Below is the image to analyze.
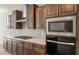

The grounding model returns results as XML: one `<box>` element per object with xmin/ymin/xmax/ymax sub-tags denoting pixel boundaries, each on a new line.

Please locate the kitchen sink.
<box><xmin>14</xmin><ymin>36</ymin><xmax>32</xmax><ymax>39</ymax></box>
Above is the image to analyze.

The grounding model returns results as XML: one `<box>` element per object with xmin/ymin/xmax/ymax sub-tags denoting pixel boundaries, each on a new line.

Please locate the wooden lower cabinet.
<box><xmin>23</xmin><ymin>42</ymin><xmax>33</xmax><ymax>55</ymax></box>
<box><xmin>7</xmin><ymin>40</ymin><xmax>12</xmax><ymax>53</ymax></box>
<box><xmin>3</xmin><ymin>38</ymin><xmax>46</xmax><ymax>55</ymax></box>
<box><xmin>24</xmin><ymin>48</ymin><xmax>33</xmax><ymax>55</ymax></box>
<box><xmin>17</xmin><ymin>41</ymin><xmax>24</xmax><ymax>55</ymax></box>
<box><xmin>12</xmin><ymin>40</ymin><xmax>18</xmax><ymax>55</ymax></box>
<box><xmin>17</xmin><ymin>44</ymin><xmax>23</xmax><ymax>55</ymax></box>
<box><xmin>3</xmin><ymin>38</ymin><xmax>8</xmax><ymax>51</ymax></box>
<box><xmin>32</xmin><ymin>43</ymin><xmax>46</xmax><ymax>55</ymax></box>
<box><xmin>33</xmin><ymin>48</ymin><xmax>45</xmax><ymax>55</ymax></box>
<box><xmin>23</xmin><ymin>42</ymin><xmax>46</xmax><ymax>55</ymax></box>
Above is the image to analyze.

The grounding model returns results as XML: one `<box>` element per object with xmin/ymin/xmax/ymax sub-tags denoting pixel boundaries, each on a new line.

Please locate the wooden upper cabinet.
<box><xmin>59</xmin><ymin>4</ymin><xmax>77</xmax><ymax>15</ymax></box>
<box><xmin>9</xmin><ymin>10</ymin><xmax>23</xmax><ymax>29</ymax></box>
<box><xmin>45</xmin><ymin>4</ymin><xmax>58</xmax><ymax>18</ymax></box>
<box><xmin>13</xmin><ymin>10</ymin><xmax>23</xmax><ymax>20</ymax></box>
<box><xmin>35</xmin><ymin>6</ymin><xmax>46</xmax><ymax>29</ymax></box>
<box><xmin>26</xmin><ymin>4</ymin><xmax>35</xmax><ymax>29</ymax></box>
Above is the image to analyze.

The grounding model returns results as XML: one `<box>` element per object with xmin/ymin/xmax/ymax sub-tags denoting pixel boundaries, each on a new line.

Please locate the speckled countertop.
<box><xmin>4</xmin><ymin>36</ymin><xmax>46</xmax><ymax>45</ymax></box>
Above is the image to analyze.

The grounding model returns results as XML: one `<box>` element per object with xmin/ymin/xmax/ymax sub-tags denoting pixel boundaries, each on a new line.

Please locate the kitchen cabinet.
<box><xmin>23</xmin><ymin>42</ymin><xmax>33</xmax><ymax>55</ymax></box>
<box><xmin>17</xmin><ymin>44</ymin><xmax>23</xmax><ymax>55</ymax></box>
<box><xmin>32</xmin><ymin>43</ymin><xmax>46</xmax><ymax>55</ymax></box>
<box><xmin>12</xmin><ymin>10</ymin><xmax>23</xmax><ymax>20</ymax></box>
<box><xmin>24</xmin><ymin>48</ymin><xmax>33</xmax><ymax>55</ymax></box>
<box><xmin>33</xmin><ymin>48</ymin><xmax>45</xmax><ymax>55</ymax></box>
<box><xmin>3</xmin><ymin>38</ymin><xmax>8</xmax><ymax>51</ymax></box>
<box><xmin>45</xmin><ymin>4</ymin><xmax>58</xmax><ymax>18</ymax></box>
<box><xmin>12</xmin><ymin>40</ymin><xmax>18</xmax><ymax>55</ymax></box>
<box><xmin>7</xmin><ymin>39</ymin><xmax>12</xmax><ymax>53</ymax></box>
<box><xmin>77</xmin><ymin>4</ymin><xmax>79</xmax><ymax>12</ymax></box>
<box><xmin>24</xmin><ymin>42</ymin><xmax>46</xmax><ymax>55</ymax></box>
<box><xmin>9</xmin><ymin>10</ymin><xmax>23</xmax><ymax>29</ymax></box>
<box><xmin>45</xmin><ymin>4</ymin><xmax>77</xmax><ymax>18</ymax></box>
<box><xmin>35</xmin><ymin>6</ymin><xmax>46</xmax><ymax>29</ymax></box>
<box><xmin>76</xmin><ymin>13</ymin><xmax>79</xmax><ymax>54</ymax></box>
<box><xmin>59</xmin><ymin>4</ymin><xmax>77</xmax><ymax>16</ymax></box>
<box><xmin>16</xmin><ymin>22</ymin><xmax>22</xmax><ymax>29</ymax></box>
<box><xmin>17</xmin><ymin>41</ymin><xmax>23</xmax><ymax>55</ymax></box>
<box><xmin>27</xmin><ymin>4</ymin><xmax>36</xmax><ymax>29</ymax></box>
<box><xmin>3</xmin><ymin>38</ymin><xmax>46</xmax><ymax>55</ymax></box>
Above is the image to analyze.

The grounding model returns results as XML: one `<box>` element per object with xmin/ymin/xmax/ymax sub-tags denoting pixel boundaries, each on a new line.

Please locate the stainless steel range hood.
<box><xmin>16</xmin><ymin>17</ymin><xmax>28</xmax><ymax>23</ymax></box>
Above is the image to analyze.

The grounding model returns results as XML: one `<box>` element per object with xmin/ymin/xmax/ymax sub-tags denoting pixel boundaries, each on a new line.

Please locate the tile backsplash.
<box><xmin>6</xmin><ymin>29</ymin><xmax>46</xmax><ymax>39</ymax></box>
<box><xmin>23</xmin><ymin>29</ymin><xmax>46</xmax><ymax>39</ymax></box>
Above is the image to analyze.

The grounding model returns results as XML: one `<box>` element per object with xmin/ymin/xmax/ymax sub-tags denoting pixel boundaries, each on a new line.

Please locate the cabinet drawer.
<box><xmin>24</xmin><ymin>42</ymin><xmax>32</xmax><ymax>49</ymax></box>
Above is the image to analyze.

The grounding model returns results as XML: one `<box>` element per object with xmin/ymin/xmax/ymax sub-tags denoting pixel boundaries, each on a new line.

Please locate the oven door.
<box><xmin>47</xmin><ymin>40</ymin><xmax>75</xmax><ymax>55</ymax></box>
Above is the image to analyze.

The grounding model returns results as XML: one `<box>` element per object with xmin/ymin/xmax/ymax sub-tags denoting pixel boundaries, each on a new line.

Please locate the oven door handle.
<box><xmin>47</xmin><ymin>40</ymin><xmax>75</xmax><ymax>45</ymax></box>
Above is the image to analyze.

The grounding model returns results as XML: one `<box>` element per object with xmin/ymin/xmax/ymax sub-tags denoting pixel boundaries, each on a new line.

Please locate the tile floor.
<box><xmin>0</xmin><ymin>43</ymin><xmax>11</xmax><ymax>55</ymax></box>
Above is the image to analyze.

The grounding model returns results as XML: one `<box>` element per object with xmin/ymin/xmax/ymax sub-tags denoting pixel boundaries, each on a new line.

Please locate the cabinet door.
<box><xmin>24</xmin><ymin>48</ymin><xmax>33</xmax><ymax>55</ymax></box>
<box><xmin>76</xmin><ymin>14</ymin><xmax>79</xmax><ymax>54</ymax></box>
<box><xmin>8</xmin><ymin>40</ymin><xmax>12</xmax><ymax>53</ymax></box>
<box><xmin>59</xmin><ymin>4</ymin><xmax>77</xmax><ymax>15</ymax></box>
<box><xmin>77</xmin><ymin>4</ymin><xmax>79</xmax><ymax>12</ymax></box>
<box><xmin>17</xmin><ymin>44</ymin><xmax>23</xmax><ymax>55</ymax></box>
<box><xmin>33</xmin><ymin>48</ymin><xmax>45</xmax><ymax>55</ymax></box>
<box><xmin>27</xmin><ymin>4</ymin><xmax>35</xmax><ymax>29</ymax></box>
<box><xmin>16</xmin><ymin>22</ymin><xmax>22</xmax><ymax>29</ymax></box>
<box><xmin>12</xmin><ymin>41</ymin><xmax>18</xmax><ymax>55</ymax></box>
<box><xmin>23</xmin><ymin>42</ymin><xmax>32</xmax><ymax>55</ymax></box>
<box><xmin>12</xmin><ymin>10</ymin><xmax>22</xmax><ymax>20</ymax></box>
<box><xmin>35</xmin><ymin>6</ymin><xmax>46</xmax><ymax>29</ymax></box>
<box><xmin>17</xmin><ymin>41</ymin><xmax>23</xmax><ymax>55</ymax></box>
<box><xmin>3</xmin><ymin>38</ymin><xmax>8</xmax><ymax>51</ymax></box>
<box><xmin>10</xmin><ymin>10</ymin><xmax>22</xmax><ymax>29</ymax></box>
<box><xmin>32</xmin><ymin>43</ymin><xmax>46</xmax><ymax>55</ymax></box>
<box><xmin>46</xmin><ymin>4</ymin><xmax>58</xmax><ymax>18</ymax></box>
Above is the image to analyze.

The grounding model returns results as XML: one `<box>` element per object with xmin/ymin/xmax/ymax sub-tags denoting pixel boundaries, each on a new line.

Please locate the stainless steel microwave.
<box><xmin>46</xmin><ymin>16</ymin><xmax>76</xmax><ymax>37</ymax></box>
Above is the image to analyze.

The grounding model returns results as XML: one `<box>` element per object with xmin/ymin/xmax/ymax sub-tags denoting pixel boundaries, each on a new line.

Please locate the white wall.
<box><xmin>0</xmin><ymin>13</ymin><xmax>7</xmax><ymax>43</ymax></box>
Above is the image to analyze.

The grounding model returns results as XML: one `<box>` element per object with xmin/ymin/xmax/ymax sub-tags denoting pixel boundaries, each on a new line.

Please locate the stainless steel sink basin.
<box><xmin>14</xmin><ymin>36</ymin><xmax>32</xmax><ymax>39</ymax></box>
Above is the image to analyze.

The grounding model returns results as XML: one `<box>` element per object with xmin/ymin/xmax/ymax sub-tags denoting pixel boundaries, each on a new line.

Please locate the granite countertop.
<box><xmin>4</xmin><ymin>36</ymin><xmax>46</xmax><ymax>45</ymax></box>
